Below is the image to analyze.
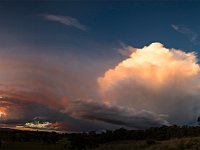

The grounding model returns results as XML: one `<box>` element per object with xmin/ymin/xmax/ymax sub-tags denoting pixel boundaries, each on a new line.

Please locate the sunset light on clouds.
<box><xmin>1</xmin><ymin>42</ymin><xmax>200</xmax><ymax>131</ymax></box>
<box><xmin>98</xmin><ymin>43</ymin><xmax>200</xmax><ymax>124</ymax></box>
<box><xmin>1</xmin><ymin>1</ymin><xmax>200</xmax><ymax>132</ymax></box>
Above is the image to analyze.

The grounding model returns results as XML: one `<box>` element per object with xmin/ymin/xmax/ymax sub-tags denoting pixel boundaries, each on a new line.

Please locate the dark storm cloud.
<box><xmin>66</xmin><ymin>100</ymin><xmax>169</xmax><ymax>129</ymax></box>
<box><xmin>0</xmin><ymin>97</ymin><xmax>77</xmax><ymax>131</ymax></box>
<box><xmin>0</xmin><ymin>97</ymin><xmax>118</xmax><ymax>132</ymax></box>
<box><xmin>1</xmin><ymin>42</ymin><xmax>200</xmax><ymax>131</ymax></box>
<box><xmin>0</xmin><ymin>97</ymin><xmax>67</xmax><ymax>122</ymax></box>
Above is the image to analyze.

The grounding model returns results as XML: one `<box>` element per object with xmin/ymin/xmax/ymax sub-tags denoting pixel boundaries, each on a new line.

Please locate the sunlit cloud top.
<box><xmin>98</xmin><ymin>42</ymin><xmax>200</xmax><ymax>124</ymax></box>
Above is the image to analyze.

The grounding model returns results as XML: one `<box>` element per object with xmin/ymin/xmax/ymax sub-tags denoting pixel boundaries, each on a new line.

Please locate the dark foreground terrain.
<box><xmin>1</xmin><ymin>125</ymin><xmax>200</xmax><ymax>150</ymax></box>
<box><xmin>1</xmin><ymin>137</ymin><xmax>200</xmax><ymax>150</ymax></box>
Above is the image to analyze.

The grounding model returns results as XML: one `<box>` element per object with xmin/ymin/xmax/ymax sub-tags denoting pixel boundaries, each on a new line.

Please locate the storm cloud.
<box><xmin>1</xmin><ymin>42</ymin><xmax>200</xmax><ymax>131</ymax></box>
<box><xmin>66</xmin><ymin>100</ymin><xmax>169</xmax><ymax>129</ymax></box>
<box><xmin>98</xmin><ymin>42</ymin><xmax>200</xmax><ymax>124</ymax></box>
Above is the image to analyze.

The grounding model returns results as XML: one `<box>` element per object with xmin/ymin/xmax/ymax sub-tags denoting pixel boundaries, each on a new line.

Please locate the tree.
<box><xmin>197</xmin><ymin>116</ymin><xmax>200</xmax><ymax>125</ymax></box>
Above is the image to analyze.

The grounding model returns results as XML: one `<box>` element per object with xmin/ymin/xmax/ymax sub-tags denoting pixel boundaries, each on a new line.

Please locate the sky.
<box><xmin>1</xmin><ymin>1</ymin><xmax>200</xmax><ymax>132</ymax></box>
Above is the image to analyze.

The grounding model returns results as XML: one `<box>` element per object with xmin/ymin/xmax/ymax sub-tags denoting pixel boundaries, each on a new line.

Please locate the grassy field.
<box><xmin>95</xmin><ymin>137</ymin><xmax>200</xmax><ymax>150</ymax></box>
<box><xmin>0</xmin><ymin>142</ymin><xmax>65</xmax><ymax>150</ymax></box>
<box><xmin>1</xmin><ymin>137</ymin><xmax>200</xmax><ymax>150</ymax></box>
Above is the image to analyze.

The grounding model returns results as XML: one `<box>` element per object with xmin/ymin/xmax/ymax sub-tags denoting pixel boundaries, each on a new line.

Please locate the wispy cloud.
<box><xmin>43</xmin><ymin>14</ymin><xmax>86</xmax><ymax>31</ymax></box>
<box><xmin>171</xmin><ymin>24</ymin><xmax>199</xmax><ymax>44</ymax></box>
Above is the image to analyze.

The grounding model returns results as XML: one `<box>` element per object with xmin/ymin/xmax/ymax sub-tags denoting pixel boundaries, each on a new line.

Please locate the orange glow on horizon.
<box><xmin>0</xmin><ymin>108</ymin><xmax>7</xmax><ymax>118</ymax></box>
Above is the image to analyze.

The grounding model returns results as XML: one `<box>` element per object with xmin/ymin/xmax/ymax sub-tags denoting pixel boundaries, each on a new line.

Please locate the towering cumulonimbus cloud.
<box><xmin>1</xmin><ymin>42</ymin><xmax>200</xmax><ymax>131</ymax></box>
<box><xmin>98</xmin><ymin>42</ymin><xmax>200</xmax><ymax>124</ymax></box>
